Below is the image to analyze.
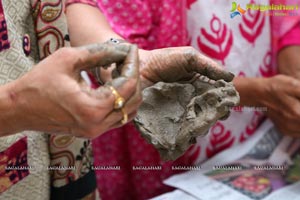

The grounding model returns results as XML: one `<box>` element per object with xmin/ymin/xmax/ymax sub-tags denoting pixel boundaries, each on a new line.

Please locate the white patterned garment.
<box><xmin>187</xmin><ymin>0</ymin><xmax>275</xmax><ymax>164</ymax></box>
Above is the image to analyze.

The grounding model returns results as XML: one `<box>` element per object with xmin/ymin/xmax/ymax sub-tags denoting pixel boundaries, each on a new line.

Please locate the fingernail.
<box><xmin>226</xmin><ymin>72</ymin><xmax>235</xmax><ymax>82</ymax></box>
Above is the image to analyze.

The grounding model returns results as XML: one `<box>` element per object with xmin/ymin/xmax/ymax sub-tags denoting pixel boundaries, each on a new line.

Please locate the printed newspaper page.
<box><xmin>153</xmin><ymin>120</ymin><xmax>300</xmax><ymax>200</ymax></box>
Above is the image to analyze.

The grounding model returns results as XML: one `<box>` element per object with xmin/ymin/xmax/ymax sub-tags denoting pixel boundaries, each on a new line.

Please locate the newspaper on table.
<box><xmin>152</xmin><ymin>119</ymin><xmax>300</xmax><ymax>200</ymax></box>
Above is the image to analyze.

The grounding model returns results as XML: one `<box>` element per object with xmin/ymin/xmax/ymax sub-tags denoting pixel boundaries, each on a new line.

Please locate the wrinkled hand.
<box><xmin>138</xmin><ymin>47</ymin><xmax>234</xmax><ymax>88</ymax></box>
<box><xmin>260</xmin><ymin>75</ymin><xmax>300</xmax><ymax>137</ymax></box>
<box><xmin>8</xmin><ymin>43</ymin><xmax>141</xmax><ymax>138</ymax></box>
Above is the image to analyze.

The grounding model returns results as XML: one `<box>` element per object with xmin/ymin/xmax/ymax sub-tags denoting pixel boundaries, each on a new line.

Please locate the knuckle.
<box><xmin>55</xmin><ymin>47</ymin><xmax>78</xmax><ymax>64</ymax></box>
<box><xmin>291</xmin><ymin>106</ymin><xmax>300</xmax><ymax>118</ymax></box>
<box><xmin>55</xmin><ymin>47</ymin><xmax>75</xmax><ymax>58</ymax></box>
<box><xmin>184</xmin><ymin>46</ymin><xmax>196</xmax><ymax>55</ymax></box>
<box><xmin>275</xmin><ymin>74</ymin><xmax>292</xmax><ymax>84</ymax></box>
<box><xmin>76</xmin><ymin>106</ymin><xmax>98</xmax><ymax>122</ymax></box>
<box><xmin>184</xmin><ymin>47</ymin><xmax>197</xmax><ymax>61</ymax></box>
<box><xmin>275</xmin><ymin>74</ymin><xmax>285</xmax><ymax>79</ymax></box>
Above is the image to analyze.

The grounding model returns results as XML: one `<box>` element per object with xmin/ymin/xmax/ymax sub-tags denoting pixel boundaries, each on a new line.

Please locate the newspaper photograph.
<box><xmin>153</xmin><ymin>120</ymin><xmax>300</xmax><ymax>200</ymax></box>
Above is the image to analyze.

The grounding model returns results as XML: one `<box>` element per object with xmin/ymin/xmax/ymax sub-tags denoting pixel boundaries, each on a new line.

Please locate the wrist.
<box><xmin>233</xmin><ymin>77</ymin><xmax>266</xmax><ymax>107</ymax></box>
<box><xmin>0</xmin><ymin>80</ymin><xmax>24</xmax><ymax>136</ymax></box>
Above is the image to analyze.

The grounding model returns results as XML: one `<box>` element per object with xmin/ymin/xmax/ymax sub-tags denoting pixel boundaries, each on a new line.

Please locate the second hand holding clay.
<box><xmin>1</xmin><ymin>43</ymin><xmax>141</xmax><ymax>138</ymax></box>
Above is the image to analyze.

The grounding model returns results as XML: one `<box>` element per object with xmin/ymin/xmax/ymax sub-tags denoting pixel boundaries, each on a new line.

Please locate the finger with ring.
<box><xmin>108</xmin><ymin>85</ymin><xmax>125</xmax><ymax>109</ymax></box>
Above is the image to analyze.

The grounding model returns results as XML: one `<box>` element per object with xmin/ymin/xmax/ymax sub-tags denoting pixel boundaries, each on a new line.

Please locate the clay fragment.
<box><xmin>134</xmin><ymin>75</ymin><xmax>240</xmax><ymax>161</ymax></box>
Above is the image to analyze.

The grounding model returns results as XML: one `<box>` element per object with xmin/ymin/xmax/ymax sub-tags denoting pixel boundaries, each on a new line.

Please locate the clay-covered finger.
<box><xmin>189</xmin><ymin>52</ymin><xmax>234</xmax><ymax>82</ymax></box>
<box><xmin>121</xmin><ymin>45</ymin><xmax>142</xmax><ymax>107</ymax></box>
<box><xmin>107</xmin><ymin>75</ymin><xmax>141</xmax><ymax>113</ymax></box>
<box><xmin>90</xmin><ymin>76</ymin><xmax>137</xmax><ymax>111</ymax></box>
<box><xmin>112</xmin><ymin>45</ymin><xmax>141</xmax><ymax>110</ymax></box>
<box><xmin>74</xmin><ymin>43</ymin><xmax>130</xmax><ymax>71</ymax></box>
<box><xmin>120</xmin><ymin>45</ymin><xmax>139</xmax><ymax>79</ymax></box>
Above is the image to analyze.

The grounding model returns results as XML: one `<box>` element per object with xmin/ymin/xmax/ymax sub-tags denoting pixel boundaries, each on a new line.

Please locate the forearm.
<box><xmin>66</xmin><ymin>4</ymin><xmax>123</xmax><ymax>47</ymax></box>
<box><xmin>277</xmin><ymin>46</ymin><xmax>300</xmax><ymax>79</ymax></box>
<box><xmin>0</xmin><ymin>81</ymin><xmax>23</xmax><ymax>136</ymax></box>
<box><xmin>233</xmin><ymin>77</ymin><xmax>265</xmax><ymax>107</ymax></box>
<box><xmin>66</xmin><ymin>4</ymin><xmax>130</xmax><ymax>83</ymax></box>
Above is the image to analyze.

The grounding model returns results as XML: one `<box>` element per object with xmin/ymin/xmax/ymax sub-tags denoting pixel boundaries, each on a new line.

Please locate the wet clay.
<box><xmin>134</xmin><ymin>75</ymin><xmax>240</xmax><ymax>161</ymax></box>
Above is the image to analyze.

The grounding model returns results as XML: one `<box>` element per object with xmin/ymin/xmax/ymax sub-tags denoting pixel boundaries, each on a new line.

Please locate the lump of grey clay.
<box><xmin>134</xmin><ymin>75</ymin><xmax>240</xmax><ymax>161</ymax></box>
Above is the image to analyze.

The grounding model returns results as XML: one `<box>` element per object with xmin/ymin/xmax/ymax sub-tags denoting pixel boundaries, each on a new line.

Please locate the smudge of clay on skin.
<box><xmin>87</xmin><ymin>43</ymin><xmax>129</xmax><ymax>54</ymax></box>
<box><xmin>80</xmin><ymin>43</ymin><xmax>130</xmax><ymax>68</ymax></box>
<box><xmin>134</xmin><ymin>75</ymin><xmax>240</xmax><ymax>161</ymax></box>
<box><xmin>205</xmin><ymin>66</ymin><xmax>235</xmax><ymax>82</ymax></box>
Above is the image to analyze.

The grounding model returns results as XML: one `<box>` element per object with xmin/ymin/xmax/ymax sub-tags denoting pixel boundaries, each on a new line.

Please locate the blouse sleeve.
<box><xmin>278</xmin><ymin>22</ymin><xmax>300</xmax><ymax>51</ymax></box>
<box><xmin>65</xmin><ymin>0</ymin><xmax>98</xmax><ymax>8</ymax></box>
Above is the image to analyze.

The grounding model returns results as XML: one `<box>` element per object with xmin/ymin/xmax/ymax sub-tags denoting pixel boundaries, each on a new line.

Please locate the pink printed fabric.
<box><xmin>271</xmin><ymin>0</ymin><xmax>300</xmax><ymax>53</ymax></box>
<box><xmin>97</xmin><ymin>0</ymin><xmax>188</xmax><ymax>49</ymax></box>
<box><xmin>92</xmin><ymin>1</ymin><xmax>192</xmax><ymax>200</ymax></box>
<box><xmin>92</xmin><ymin>0</ymin><xmax>294</xmax><ymax>200</ymax></box>
<box><xmin>277</xmin><ymin>23</ymin><xmax>300</xmax><ymax>51</ymax></box>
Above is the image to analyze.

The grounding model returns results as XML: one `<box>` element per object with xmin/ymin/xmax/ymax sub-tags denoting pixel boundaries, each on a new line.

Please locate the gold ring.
<box><xmin>121</xmin><ymin>108</ymin><xmax>128</xmax><ymax>125</ymax></box>
<box><xmin>108</xmin><ymin>86</ymin><xmax>125</xmax><ymax>109</ymax></box>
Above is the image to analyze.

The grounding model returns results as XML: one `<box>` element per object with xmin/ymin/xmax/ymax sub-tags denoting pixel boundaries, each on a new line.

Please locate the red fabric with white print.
<box><xmin>92</xmin><ymin>0</ymin><xmax>273</xmax><ymax>199</ymax></box>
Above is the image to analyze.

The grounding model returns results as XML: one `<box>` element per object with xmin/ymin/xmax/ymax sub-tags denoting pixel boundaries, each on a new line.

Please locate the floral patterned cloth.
<box><xmin>93</xmin><ymin>1</ymin><xmax>194</xmax><ymax>199</ymax></box>
<box><xmin>92</xmin><ymin>0</ymin><xmax>287</xmax><ymax>200</ymax></box>
<box><xmin>0</xmin><ymin>0</ymin><xmax>98</xmax><ymax>199</ymax></box>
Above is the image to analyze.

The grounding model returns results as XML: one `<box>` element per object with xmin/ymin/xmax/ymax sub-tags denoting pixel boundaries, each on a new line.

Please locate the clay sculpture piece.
<box><xmin>134</xmin><ymin>75</ymin><xmax>240</xmax><ymax>161</ymax></box>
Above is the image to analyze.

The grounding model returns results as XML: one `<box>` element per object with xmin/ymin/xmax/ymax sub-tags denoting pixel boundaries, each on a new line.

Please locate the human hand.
<box><xmin>138</xmin><ymin>47</ymin><xmax>234</xmax><ymax>89</ymax></box>
<box><xmin>259</xmin><ymin>75</ymin><xmax>300</xmax><ymax>137</ymax></box>
<box><xmin>2</xmin><ymin>43</ymin><xmax>141</xmax><ymax>138</ymax></box>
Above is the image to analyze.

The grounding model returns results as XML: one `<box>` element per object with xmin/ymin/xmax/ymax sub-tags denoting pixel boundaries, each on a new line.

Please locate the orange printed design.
<box><xmin>0</xmin><ymin>137</ymin><xmax>29</xmax><ymax>194</ymax></box>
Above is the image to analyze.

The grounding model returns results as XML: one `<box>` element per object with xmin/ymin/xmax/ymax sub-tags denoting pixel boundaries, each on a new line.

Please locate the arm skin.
<box><xmin>0</xmin><ymin>3</ymin><xmax>116</xmax><ymax>137</ymax></box>
<box><xmin>0</xmin><ymin>44</ymin><xmax>142</xmax><ymax>138</ymax></box>
<box><xmin>277</xmin><ymin>46</ymin><xmax>300</xmax><ymax>79</ymax></box>
<box><xmin>233</xmin><ymin>77</ymin><xmax>265</xmax><ymax>107</ymax></box>
<box><xmin>0</xmin><ymin>82</ymin><xmax>21</xmax><ymax>136</ymax></box>
<box><xmin>66</xmin><ymin>4</ymin><xmax>123</xmax><ymax>45</ymax></box>
<box><xmin>233</xmin><ymin>45</ymin><xmax>300</xmax><ymax>137</ymax></box>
